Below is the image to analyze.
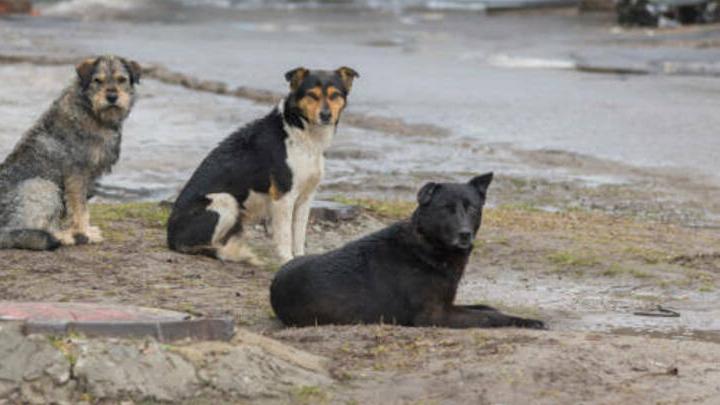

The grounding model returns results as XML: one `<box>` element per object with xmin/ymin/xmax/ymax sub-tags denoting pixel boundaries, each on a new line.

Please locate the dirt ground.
<box><xmin>1</xmin><ymin>184</ymin><xmax>719</xmax><ymax>404</ymax></box>
<box><xmin>2</xmin><ymin>9</ymin><xmax>720</xmax><ymax>403</ymax></box>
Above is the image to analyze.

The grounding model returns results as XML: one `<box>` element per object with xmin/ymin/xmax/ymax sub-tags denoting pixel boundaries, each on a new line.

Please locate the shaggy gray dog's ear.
<box><xmin>76</xmin><ymin>57</ymin><xmax>98</xmax><ymax>89</ymax></box>
<box><xmin>121</xmin><ymin>58</ymin><xmax>142</xmax><ymax>85</ymax></box>
<box><xmin>469</xmin><ymin>172</ymin><xmax>494</xmax><ymax>196</ymax></box>
<box><xmin>417</xmin><ymin>182</ymin><xmax>439</xmax><ymax>206</ymax></box>
<box><xmin>285</xmin><ymin>67</ymin><xmax>309</xmax><ymax>91</ymax></box>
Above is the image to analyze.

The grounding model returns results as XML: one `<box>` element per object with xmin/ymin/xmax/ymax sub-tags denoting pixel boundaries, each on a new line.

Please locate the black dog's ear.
<box><xmin>75</xmin><ymin>57</ymin><xmax>98</xmax><ymax>89</ymax></box>
<box><xmin>469</xmin><ymin>172</ymin><xmax>494</xmax><ymax>196</ymax></box>
<box><xmin>285</xmin><ymin>67</ymin><xmax>309</xmax><ymax>91</ymax></box>
<box><xmin>335</xmin><ymin>66</ymin><xmax>359</xmax><ymax>93</ymax></box>
<box><xmin>121</xmin><ymin>58</ymin><xmax>142</xmax><ymax>85</ymax></box>
<box><xmin>417</xmin><ymin>182</ymin><xmax>439</xmax><ymax>206</ymax></box>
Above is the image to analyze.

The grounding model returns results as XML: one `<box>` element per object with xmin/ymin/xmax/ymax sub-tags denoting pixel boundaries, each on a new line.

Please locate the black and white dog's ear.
<box><xmin>469</xmin><ymin>172</ymin><xmax>494</xmax><ymax>196</ymax></box>
<box><xmin>76</xmin><ymin>57</ymin><xmax>98</xmax><ymax>89</ymax></box>
<box><xmin>121</xmin><ymin>58</ymin><xmax>142</xmax><ymax>85</ymax></box>
<box><xmin>335</xmin><ymin>66</ymin><xmax>359</xmax><ymax>93</ymax></box>
<box><xmin>417</xmin><ymin>182</ymin><xmax>439</xmax><ymax>206</ymax></box>
<box><xmin>285</xmin><ymin>67</ymin><xmax>309</xmax><ymax>91</ymax></box>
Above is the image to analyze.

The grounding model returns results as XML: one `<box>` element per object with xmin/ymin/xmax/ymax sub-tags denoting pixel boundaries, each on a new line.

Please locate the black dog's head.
<box><xmin>75</xmin><ymin>55</ymin><xmax>141</xmax><ymax>126</ymax></box>
<box><xmin>283</xmin><ymin>66</ymin><xmax>359</xmax><ymax>128</ymax></box>
<box><xmin>412</xmin><ymin>173</ymin><xmax>493</xmax><ymax>252</ymax></box>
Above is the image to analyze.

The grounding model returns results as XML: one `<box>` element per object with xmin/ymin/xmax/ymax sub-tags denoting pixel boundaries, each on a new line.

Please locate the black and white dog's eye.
<box><xmin>93</xmin><ymin>77</ymin><xmax>104</xmax><ymax>84</ymax></box>
<box><xmin>117</xmin><ymin>77</ymin><xmax>128</xmax><ymax>84</ymax></box>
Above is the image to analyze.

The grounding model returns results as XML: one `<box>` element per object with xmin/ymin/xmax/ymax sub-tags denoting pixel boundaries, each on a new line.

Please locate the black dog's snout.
<box><xmin>458</xmin><ymin>231</ymin><xmax>472</xmax><ymax>244</ymax></box>
<box><xmin>106</xmin><ymin>91</ymin><xmax>118</xmax><ymax>104</ymax></box>
<box><xmin>319</xmin><ymin>110</ymin><xmax>332</xmax><ymax>123</ymax></box>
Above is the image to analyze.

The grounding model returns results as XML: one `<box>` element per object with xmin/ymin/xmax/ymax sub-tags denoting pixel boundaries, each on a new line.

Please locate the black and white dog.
<box><xmin>271</xmin><ymin>174</ymin><xmax>546</xmax><ymax>329</ymax></box>
<box><xmin>167</xmin><ymin>67</ymin><xmax>359</xmax><ymax>263</ymax></box>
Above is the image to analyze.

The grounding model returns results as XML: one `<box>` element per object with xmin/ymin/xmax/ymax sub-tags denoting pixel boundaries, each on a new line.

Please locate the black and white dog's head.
<box><xmin>413</xmin><ymin>173</ymin><xmax>494</xmax><ymax>252</ymax></box>
<box><xmin>282</xmin><ymin>66</ymin><xmax>359</xmax><ymax>128</ymax></box>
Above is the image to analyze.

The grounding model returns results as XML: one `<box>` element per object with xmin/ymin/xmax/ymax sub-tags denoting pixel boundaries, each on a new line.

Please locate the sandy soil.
<box><xmin>1</xmin><ymin>198</ymin><xmax>718</xmax><ymax>404</ymax></box>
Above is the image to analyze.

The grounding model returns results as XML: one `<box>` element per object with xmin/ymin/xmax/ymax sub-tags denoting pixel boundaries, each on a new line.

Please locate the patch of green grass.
<box><xmin>508</xmin><ymin>177</ymin><xmax>529</xmax><ymax>189</ymax></box>
<box><xmin>699</xmin><ymin>281</ymin><xmax>715</xmax><ymax>292</ymax></box>
<box><xmin>631</xmin><ymin>293</ymin><xmax>662</xmax><ymax>302</ymax></box>
<box><xmin>293</xmin><ymin>385</ymin><xmax>330</xmax><ymax>405</ymax></box>
<box><xmin>331</xmin><ymin>196</ymin><xmax>415</xmax><ymax>219</ymax></box>
<box><xmin>547</xmin><ymin>250</ymin><xmax>600</xmax><ymax>268</ymax></box>
<box><xmin>622</xmin><ymin>246</ymin><xmax>667</xmax><ymax>264</ymax></box>
<box><xmin>628</xmin><ymin>268</ymin><xmax>653</xmax><ymax>279</ymax></box>
<box><xmin>601</xmin><ymin>263</ymin><xmax>653</xmax><ymax>279</ymax></box>
<box><xmin>48</xmin><ymin>335</ymin><xmax>77</xmax><ymax>366</ymax></box>
<box><xmin>683</xmin><ymin>269</ymin><xmax>716</xmax><ymax>291</ymax></box>
<box><xmin>472</xmin><ymin>331</ymin><xmax>490</xmax><ymax>345</ymax></box>
<box><xmin>601</xmin><ymin>264</ymin><xmax>624</xmax><ymax>277</ymax></box>
<box><xmin>495</xmin><ymin>202</ymin><xmax>542</xmax><ymax>213</ymax></box>
<box><xmin>177</xmin><ymin>302</ymin><xmax>204</xmax><ymax>317</ymax></box>
<box><xmin>90</xmin><ymin>202</ymin><xmax>170</xmax><ymax>229</ymax></box>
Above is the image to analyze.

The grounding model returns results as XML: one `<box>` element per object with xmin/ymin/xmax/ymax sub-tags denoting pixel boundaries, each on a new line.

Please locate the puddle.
<box><xmin>460</xmin><ymin>269</ymin><xmax>720</xmax><ymax>343</ymax></box>
<box><xmin>611</xmin><ymin>327</ymin><xmax>720</xmax><ymax>344</ymax></box>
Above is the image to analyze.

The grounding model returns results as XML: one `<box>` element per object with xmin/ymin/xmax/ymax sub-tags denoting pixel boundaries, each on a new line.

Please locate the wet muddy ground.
<box><xmin>2</xmin><ymin>6</ymin><xmax>720</xmax><ymax>403</ymax></box>
<box><xmin>1</xmin><ymin>63</ymin><xmax>719</xmax><ymax>403</ymax></box>
<box><xmin>0</xmin><ymin>199</ymin><xmax>718</xmax><ymax>403</ymax></box>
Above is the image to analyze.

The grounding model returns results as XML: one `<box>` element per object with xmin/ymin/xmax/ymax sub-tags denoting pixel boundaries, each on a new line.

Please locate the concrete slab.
<box><xmin>0</xmin><ymin>302</ymin><xmax>234</xmax><ymax>342</ymax></box>
<box><xmin>0</xmin><ymin>302</ymin><xmax>189</xmax><ymax>322</ymax></box>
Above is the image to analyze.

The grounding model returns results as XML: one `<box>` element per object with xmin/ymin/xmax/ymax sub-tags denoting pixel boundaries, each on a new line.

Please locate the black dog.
<box><xmin>270</xmin><ymin>173</ymin><xmax>545</xmax><ymax>329</ymax></box>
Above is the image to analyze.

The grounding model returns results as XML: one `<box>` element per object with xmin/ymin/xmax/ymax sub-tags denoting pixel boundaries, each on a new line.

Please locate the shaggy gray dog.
<box><xmin>0</xmin><ymin>55</ymin><xmax>141</xmax><ymax>250</ymax></box>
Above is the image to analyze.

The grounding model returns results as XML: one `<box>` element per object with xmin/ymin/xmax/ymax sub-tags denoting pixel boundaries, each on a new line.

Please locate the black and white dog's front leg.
<box><xmin>291</xmin><ymin>191</ymin><xmax>314</xmax><ymax>257</ymax></box>
<box><xmin>271</xmin><ymin>193</ymin><xmax>296</xmax><ymax>263</ymax></box>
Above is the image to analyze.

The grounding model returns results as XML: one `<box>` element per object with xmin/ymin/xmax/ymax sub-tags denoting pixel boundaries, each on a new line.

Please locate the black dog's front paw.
<box><xmin>515</xmin><ymin>317</ymin><xmax>546</xmax><ymax>330</ymax></box>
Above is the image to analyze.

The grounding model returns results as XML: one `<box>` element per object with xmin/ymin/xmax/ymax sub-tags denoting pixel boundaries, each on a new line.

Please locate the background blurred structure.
<box><xmin>616</xmin><ymin>0</ymin><xmax>720</xmax><ymax>26</ymax></box>
<box><xmin>8</xmin><ymin>0</ymin><xmax>720</xmax><ymax>26</ymax></box>
<box><xmin>0</xmin><ymin>0</ymin><xmax>32</xmax><ymax>14</ymax></box>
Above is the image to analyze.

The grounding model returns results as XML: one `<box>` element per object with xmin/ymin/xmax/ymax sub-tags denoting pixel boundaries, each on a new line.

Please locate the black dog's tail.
<box><xmin>0</xmin><ymin>229</ymin><xmax>61</xmax><ymax>251</ymax></box>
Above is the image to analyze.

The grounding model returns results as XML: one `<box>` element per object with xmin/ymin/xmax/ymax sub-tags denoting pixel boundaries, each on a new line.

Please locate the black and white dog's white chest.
<box><xmin>282</xmin><ymin>121</ymin><xmax>334</xmax><ymax>198</ymax></box>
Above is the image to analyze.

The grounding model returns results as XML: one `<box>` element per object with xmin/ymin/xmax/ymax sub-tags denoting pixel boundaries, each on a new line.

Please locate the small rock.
<box><xmin>310</xmin><ymin>200</ymin><xmax>361</xmax><ymax>223</ymax></box>
<box><xmin>0</xmin><ymin>323</ymin><xmax>75</xmax><ymax>404</ymax></box>
<box><xmin>74</xmin><ymin>341</ymin><xmax>199</xmax><ymax>402</ymax></box>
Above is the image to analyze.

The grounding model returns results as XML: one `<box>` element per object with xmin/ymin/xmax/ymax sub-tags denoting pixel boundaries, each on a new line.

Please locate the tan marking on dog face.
<box><xmin>297</xmin><ymin>85</ymin><xmax>347</xmax><ymax>125</ymax></box>
<box><xmin>83</xmin><ymin>56</ymin><xmax>136</xmax><ymax>124</ymax></box>
<box><xmin>326</xmin><ymin>85</ymin><xmax>346</xmax><ymax>124</ymax></box>
<box><xmin>297</xmin><ymin>85</ymin><xmax>324</xmax><ymax>125</ymax></box>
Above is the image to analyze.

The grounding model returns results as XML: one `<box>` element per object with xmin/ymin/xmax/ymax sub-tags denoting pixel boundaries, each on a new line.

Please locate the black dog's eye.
<box><xmin>445</xmin><ymin>204</ymin><xmax>456</xmax><ymax>214</ymax></box>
